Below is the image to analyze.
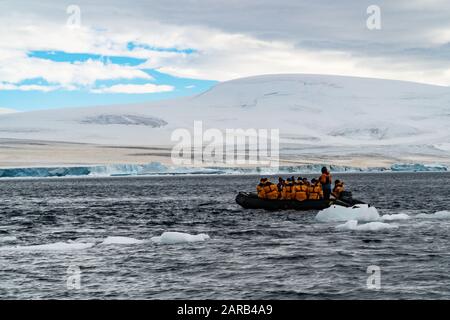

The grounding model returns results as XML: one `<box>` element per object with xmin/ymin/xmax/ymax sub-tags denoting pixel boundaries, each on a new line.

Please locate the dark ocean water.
<box><xmin>0</xmin><ymin>172</ymin><xmax>449</xmax><ymax>299</ymax></box>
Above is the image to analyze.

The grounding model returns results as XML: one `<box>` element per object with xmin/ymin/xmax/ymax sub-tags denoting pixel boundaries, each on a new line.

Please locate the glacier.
<box><xmin>0</xmin><ymin>162</ymin><xmax>447</xmax><ymax>179</ymax></box>
<box><xmin>390</xmin><ymin>163</ymin><xmax>448</xmax><ymax>172</ymax></box>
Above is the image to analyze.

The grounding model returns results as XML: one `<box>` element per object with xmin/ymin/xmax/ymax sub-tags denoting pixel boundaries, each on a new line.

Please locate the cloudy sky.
<box><xmin>1</xmin><ymin>0</ymin><xmax>450</xmax><ymax>111</ymax></box>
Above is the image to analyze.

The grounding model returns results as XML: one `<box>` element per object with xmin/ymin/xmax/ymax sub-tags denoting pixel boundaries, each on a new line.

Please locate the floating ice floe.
<box><xmin>72</xmin><ymin>237</ymin><xmax>104</xmax><ymax>244</ymax></box>
<box><xmin>0</xmin><ymin>241</ymin><xmax>95</xmax><ymax>252</ymax></box>
<box><xmin>315</xmin><ymin>204</ymin><xmax>380</xmax><ymax>222</ymax></box>
<box><xmin>100</xmin><ymin>236</ymin><xmax>145</xmax><ymax>245</ymax></box>
<box><xmin>336</xmin><ymin>220</ymin><xmax>398</xmax><ymax>231</ymax></box>
<box><xmin>0</xmin><ymin>236</ymin><xmax>17</xmax><ymax>243</ymax></box>
<box><xmin>416</xmin><ymin>211</ymin><xmax>450</xmax><ymax>220</ymax></box>
<box><xmin>151</xmin><ymin>232</ymin><xmax>210</xmax><ymax>244</ymax></box>
<box><xmin>380</xmin><ymin>213</ymin><xmax>411</xmax><ymax>221</ymax></box>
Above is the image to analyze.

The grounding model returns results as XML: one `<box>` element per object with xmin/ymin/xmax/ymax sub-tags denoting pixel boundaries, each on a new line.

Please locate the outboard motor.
<box><xmin>340</xmin><ymin>191</ymin><xmax>353</xmax><ymax>202</ymax></box>
<box><xmin>340</xmin><ymin>190</ymin><xmax>366</xmax><ymax>206</ymax></box>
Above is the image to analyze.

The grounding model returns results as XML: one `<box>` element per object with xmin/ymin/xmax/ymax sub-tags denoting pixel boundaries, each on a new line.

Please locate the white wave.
<box><xmin>380</xmin><ymin>213</ymin><xmax>411</xmax><ymax>221</ymax></box>
<box><xmin>0</xmin><ymin>236</ymin><xmax>17</xmax><ymax>243</ymax></box>
<box><xmin>416</xmin><ymin>211</ymin><xmax>450</xmax><ymax>220</ymax></box>
<box><xmin>0</xmin><ymin>241</ymin><xmax>94</xmax><ymax>252</ymax></box>
<box><xmin>100</xmin><ymin>236</ymin><xmax>145</xmax><ymax>245</ymax></box>
<box><xmin>151</xmin><ymin>232</ymin><xmax>210</xmax><ymax>244</ymax></box>
<box><xmin>315</xmin><ymin>204</ymin><xmax>380</xmax><ymax>222</ymax></box>
<box><xmin>336</xmin><ymin>220</ymin><xmax>398</xmax><ymax>231</ymax></box>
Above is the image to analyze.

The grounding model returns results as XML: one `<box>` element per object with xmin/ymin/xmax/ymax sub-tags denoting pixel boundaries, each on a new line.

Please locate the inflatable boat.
<box><xmin>235</xmin><ymin>191</ymin><xmax>366</xmax><ymax>211</ymax></box>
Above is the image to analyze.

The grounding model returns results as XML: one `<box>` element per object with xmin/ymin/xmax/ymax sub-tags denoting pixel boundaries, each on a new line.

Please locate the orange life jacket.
<box><xmin>332</xmin><ymin>183</ymin><xmax>345</xmax><ymax>198</ymax></box>
<box><xmin>319</xmin><ymin>173</ymin><xmax>332</xmax><ymax>185</ymax></box>
<box><xmin>293</xmin><ymin>183</ymin><xmax>308</xmax><ymax>201</ymax></box>
<box><xmin>257</xmin><ymin>183</ymin><xmax>266</xmax><ymax>199</ymax></box>
<box><xmin>281</xmin><ymin>183</ymin><xmax>293</xmax><ymax>200</ymax></box>
<box><xmin>263</xmin><ymin>183</ymin><xmax>278</xmax><ymax>200</ymax></box>
<box><xmin>308</xmin><ymin>183</ymin><xmax>323</xmax><ymax>200</ymax></box>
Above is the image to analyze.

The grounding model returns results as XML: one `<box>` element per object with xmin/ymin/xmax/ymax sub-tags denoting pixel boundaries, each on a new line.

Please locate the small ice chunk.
<box><xmin>0</xmin><ymin>236</ymin><xmax>17</xmax><ymax>243</ymax></box>
<box><xmin>336</xmin><ymin>220</ymin><xmax>398</xmax><ymax>231</ymax></box>
<box><xmin>100</xmin><ymin>236</ymin><xmax>145</xmax><ymax>245</ymax></box>
<box><xmin>151</xmin><ymin>232</ymin><xmax>210</xmax><ymax>244</ymax></box>
<box><xmin>0</xmin><ymin>242</ymin><xmax>94</xmax><ymax>251</ymax></box>
<box><xmin>380</xmin><ymin>213</ymin><xmax>410</xmax><ymax>221</ymax></box>
<box><xmin>416</xmin><ymin>211</ymin><xmax>450</xmax><ymax>220</ymax></box>
<box><xmin>316</xmin><ymin>204</ymin><xmax>380</xmax><ymax>222</ymax></box>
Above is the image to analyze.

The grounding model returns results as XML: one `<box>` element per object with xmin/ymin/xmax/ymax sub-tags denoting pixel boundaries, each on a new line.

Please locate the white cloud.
<box><xmin>2</xmin><ymin>0</ymin><xmax>450</xmax><ymax>88</ymax></box>
<box><xmin>0</xmin><ymin>53</ymin><xmax>152</xmax><ymax>88</ymax></box>
<box><xmin>92</xmin><ymin>83</ymin><xmax>174</xmax><ymax>94</ymax></box>
<box><xmin>0</xmin><ymin>82</ymin><xmax>60</xmax><ymax>92</ymax></box>
<box><xmin>427</xmin><ymin>28</ymin><xmax>450</xmax><ymax>44</ymax></box>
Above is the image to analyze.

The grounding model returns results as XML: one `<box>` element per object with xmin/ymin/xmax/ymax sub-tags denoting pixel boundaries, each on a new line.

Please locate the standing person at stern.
<box><xmin>319</xmin><ymin>167</ymin><xmax>332</xmax><ymax>200</ymax></box>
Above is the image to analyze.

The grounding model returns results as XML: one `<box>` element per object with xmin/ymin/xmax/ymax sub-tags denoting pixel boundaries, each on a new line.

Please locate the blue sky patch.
<box><xmin>0</xmin><ymin>71</ymin><xmax>217</xmax><ymax>112</ymax></box>
<box><xmin>126</xmin><ymin>42</ymin><xmax>196</xmax><ymax>54</ymax></box>
<box><xmin>1</xmin><ymin>50</ymin><xmax>216</xmax><ymax>111</ymax></box>
<box><xmin>28</xmin><ymin>50</ymin><xmax>147</xmax><ymax>66</ymax></box>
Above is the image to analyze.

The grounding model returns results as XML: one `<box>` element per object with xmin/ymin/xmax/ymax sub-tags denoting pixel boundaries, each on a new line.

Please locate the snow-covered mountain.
<box><xmin>0</xmin><ymin>74</ymin><xmax>449</xmax><ymax>167</ymax></box>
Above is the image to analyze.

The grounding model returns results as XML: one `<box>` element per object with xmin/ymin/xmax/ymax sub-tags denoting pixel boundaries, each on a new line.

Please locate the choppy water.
<box><xmin>0</xmin><ymin>173</ymin><xmax>449</xmax><ymax>299</ymax></box>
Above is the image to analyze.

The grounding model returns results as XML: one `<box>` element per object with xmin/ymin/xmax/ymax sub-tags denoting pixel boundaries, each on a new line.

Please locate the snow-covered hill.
<box><xmin>0</xmin><ymin>74</ymin><xmax>449</xmax><ymax>167</ymax></box>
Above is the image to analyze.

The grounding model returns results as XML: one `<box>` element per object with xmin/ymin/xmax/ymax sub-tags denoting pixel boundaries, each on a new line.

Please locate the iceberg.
<box><xmin>315</xmin><ymin>204</ymin><xmax>380</xmax><ymax>222</ymax></box>
<box><xmin>151</xmin><ymin>232</ymin><xmax>210</xmax><ymax>244</ymax></box>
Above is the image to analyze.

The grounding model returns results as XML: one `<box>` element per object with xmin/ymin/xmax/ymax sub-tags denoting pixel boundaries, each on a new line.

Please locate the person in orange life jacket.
<box><xmin>308</xmin><ymin>178</ymin><xmax>323</xmax><ymax>200</ymax></box>
<box><xmin>257</xmin><ymin>178</ymin><xmax>268</xmax><ymax>199</ymax></box>
<box><xmin>319</xmin><ymin>167</ymin><xmax>332</xmax><ymax>200</ymax></box>
<box><xmin>291</xmin><ymin>177</ymin><xmax>301</xmax><ymax>199</ymax></box>
<box><xmin>263</xmin><ymin>180</ymin><xmax>279</xmax><ymax>200</ymax></box>
<box><xmin>277</xmin><ymin>177</ymin><xmax>285</xmax><ymax>192</ymax></box>
<box><xmin>281</xmin><ymin>178</ymin><xmax>294</xmax><ymax>200</ymax></box>
<box><xmin>302</xmin><ymin>177</ymin><xmax>310</xmax><ymax>187</ymax></box>
<box><xmin>293</xmin><ymin>177</ymin><xmax>308</xmax><ymax>201</ymax></box>
<box><xmin>332</xmin><ymin>180</ymin><xmax>345</xmax><ymax>199</ymax></box>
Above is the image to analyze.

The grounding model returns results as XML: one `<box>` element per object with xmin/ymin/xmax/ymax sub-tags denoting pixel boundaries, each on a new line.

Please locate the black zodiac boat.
<box><xmin>236</xmin><ymin>191</ymin><xmax>366</xmax><ymax>211</ymax></box>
